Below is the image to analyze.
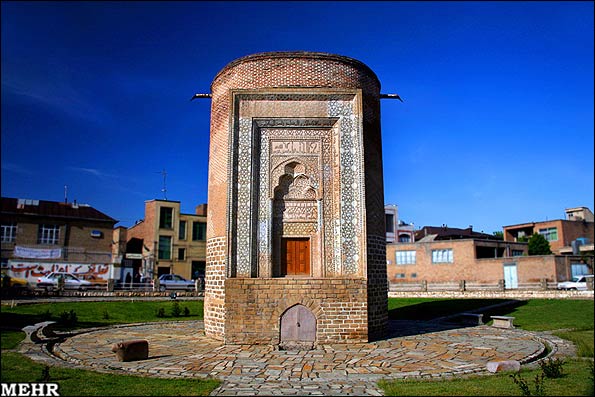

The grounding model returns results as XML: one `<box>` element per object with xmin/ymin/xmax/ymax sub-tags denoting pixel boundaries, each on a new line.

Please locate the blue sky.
<box><xmin>2</xmin><ymin>1</ymin><xmax>593</xmax><ymax>233</ymax></box>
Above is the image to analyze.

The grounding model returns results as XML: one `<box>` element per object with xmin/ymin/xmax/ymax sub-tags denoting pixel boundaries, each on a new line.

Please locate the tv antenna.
<box><xmin>156</xmin><ymin>169</ymin><xmax>167</xmax><ymax>200</ymax></box>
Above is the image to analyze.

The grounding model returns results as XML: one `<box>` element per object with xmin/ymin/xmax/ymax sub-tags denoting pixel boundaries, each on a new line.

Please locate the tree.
<box><xmin>493</xmin><ymin>231</ymin><xmax>503</xmax><ymax>240</ymax></box>
<box><xmin>527</xmin><ymin>233</ymin><xmax>552</xmax><ymax>255</ymax></box>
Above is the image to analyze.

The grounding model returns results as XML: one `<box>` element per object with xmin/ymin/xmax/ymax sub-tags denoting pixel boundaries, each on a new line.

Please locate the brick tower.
<box><xmin>204</xmin><ymin>51</ymin><xmax>387</xmax><ymax>346</ymax></box>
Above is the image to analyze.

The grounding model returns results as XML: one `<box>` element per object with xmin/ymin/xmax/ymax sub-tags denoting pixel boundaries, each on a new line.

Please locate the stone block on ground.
<box><xmin>486</xmin><ymin>360</ymin><xmax>521</xmax><ymax>373</ymax></box>
<box><xmin>111</xmin><ymin>339</ymin><xmax>149</xmax><ymax>362</ymax></box>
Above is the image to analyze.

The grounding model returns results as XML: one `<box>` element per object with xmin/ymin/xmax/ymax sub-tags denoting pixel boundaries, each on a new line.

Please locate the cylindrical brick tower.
<box><xmin>205</xmin><ymin>51</ymin><xmax>387</xmax><ymax>345</ymax></box>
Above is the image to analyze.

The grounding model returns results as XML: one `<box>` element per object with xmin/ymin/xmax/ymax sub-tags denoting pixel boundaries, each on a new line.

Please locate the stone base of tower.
<box><xmin>221</xmin><ymin>278</ymin><xmax>371</xmax><ymax>345</ymax></box>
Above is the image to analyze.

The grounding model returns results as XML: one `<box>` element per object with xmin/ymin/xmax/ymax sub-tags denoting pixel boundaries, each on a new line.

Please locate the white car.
<box><xmin>36</xmin><ymin>272</ymin><xmax>91</xmax><ymax>292</ymax></box>
<box><xmin>557</xmin><ymin>275</ymin><xmax>594</xmax><ymax>291</ymax></box>
<box><xmin>158</xmin><ymin>274</ymin><xmax>195</xmax><ymax>291</ymax></box>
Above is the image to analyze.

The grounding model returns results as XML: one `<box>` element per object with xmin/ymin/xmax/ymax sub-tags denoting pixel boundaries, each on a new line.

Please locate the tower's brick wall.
<box><xmin>224</xmin><ymin>278</ymin><xmax>368</xmax><ymax>344</ymax></box>
<box><xmin>204</xmin><ymin>236</ymin><xmax>226</xmax><ymax>340</ymax></box>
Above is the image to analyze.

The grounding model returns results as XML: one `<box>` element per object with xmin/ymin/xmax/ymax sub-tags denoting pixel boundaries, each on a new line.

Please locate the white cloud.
<box><xmin>1</xmin><ymin>162</ymin><xmax>35</xmax><ymax>175</ymax></box>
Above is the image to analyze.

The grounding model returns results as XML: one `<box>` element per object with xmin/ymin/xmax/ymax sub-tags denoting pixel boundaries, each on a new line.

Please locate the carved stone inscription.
<box><xmin>276</xmin><ymin>201</ymin><xmax>317</xmax><ymax>222</ymax></box>
<box><xmin>271</xmin><ymin>140</ymin><xmax>320</xmax><ymax>155</ymax></box>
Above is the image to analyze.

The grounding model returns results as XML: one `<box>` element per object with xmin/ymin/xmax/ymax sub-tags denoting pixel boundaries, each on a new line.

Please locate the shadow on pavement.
<box><xmin>381</xmin><ymin>298</ymin><xmax>528</xmax><ymax>339</ymax></box>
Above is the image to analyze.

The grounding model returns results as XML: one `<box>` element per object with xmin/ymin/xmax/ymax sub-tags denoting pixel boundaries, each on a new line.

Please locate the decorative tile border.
<box><xmin>226</xmin><ymin>91</ymin><xmax>367</xmax><ymax>278</ymax></box>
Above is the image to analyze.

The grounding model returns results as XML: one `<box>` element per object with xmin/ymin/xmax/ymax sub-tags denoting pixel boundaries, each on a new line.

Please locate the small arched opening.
<box><xmin>279</xmin><ymin>304</ymin><xmax>316</xmax><ymax>350</ymax></box>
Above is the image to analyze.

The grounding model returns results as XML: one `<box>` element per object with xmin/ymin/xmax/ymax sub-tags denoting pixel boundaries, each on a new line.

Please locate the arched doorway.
<box><xmin>272</xmin><ymin>161</ymin><xmax>318</xmax><ymax>277</ymax></box>
<box><xmin>279</xmin><ymin>304</ymin><xmax>316</xmax><ymax>350</ymax></box>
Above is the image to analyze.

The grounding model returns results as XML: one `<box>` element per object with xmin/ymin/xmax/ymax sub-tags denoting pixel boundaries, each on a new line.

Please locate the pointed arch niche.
<box><xmin>271</xmin><ymin>160</ymin><xmax>323</xmax><ymax>277</ymax></box>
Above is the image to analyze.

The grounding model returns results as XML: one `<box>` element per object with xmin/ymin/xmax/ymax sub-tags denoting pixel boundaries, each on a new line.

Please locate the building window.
<box><xmin>432</xmin><ymin>249</ymin><xmax>453</xmax><ymax>263</ymax></box>
<box><xmin>159</xmin><ymin>207</ymin><xmax>173</xmax><ymax>229</ymax></box>
<box><xmin>411</xmin><ymin>273</ymin><xmax>417</xmax><ymax>278</ymax></box>
<box><xmin>158</xmin><ymin>236</ymin><xmax>172</xmax><ymax>260</ymax></box>
<box><xmin>395</xmin><ymin>273</ymin><xmax>406</xmax><ymax>278</ymax></box>
<box><xmin>539</xmin><ymin>227</ymin><xmax>558</xmax><ymax>242</ymax></box>
<box><xmin>512</xmin><ymin>250</ymin><xmax>524</xmax><ymax>257</ymax></box>
<box><xmin>398</xmin><ymin>234</ymin><xmax>411</xmax><ymax>243</ymax></box>
<box><xmin>38</xmin><ymin>224</ymin><xmax>60</xmax><ymax>245</ymax></box>
<box><xmin>571</xmin><ymin>263</ymin><xmax>590</xmax><ymax>277</ymax></box>
<box><xmin>192</xmin><ymin>222</ymin><xmax>206</xmax><ymax>241</ymax></box>
<box><xmin>178</xmin><ymin>248</ymin><xmax>186</xmax><ymax>261</ymax></box>
<box><xmin>395</xmin><ymin>250</ymin><xmax>416</xmax><ymax>265</ymax></box>
<box><xmin>179</xmin><ymin>220</ymin><xmax>186</xmax><ymax>240</ymax></box>
<box><xmin>1</xmin><ymin>223</ymin><xmax>17</xmax><ymax>243</ymax></box>
<box><xmin>385</xmin><ymin>214</ymin><xmax>395</xmax><ymax>233</ymax></box>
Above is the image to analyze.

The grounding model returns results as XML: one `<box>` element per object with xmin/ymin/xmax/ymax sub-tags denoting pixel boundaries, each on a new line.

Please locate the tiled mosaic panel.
<box><xmin>227</xmin><ymin>93</ymin><xmax>366</xmax><ymax>277</ymax></box>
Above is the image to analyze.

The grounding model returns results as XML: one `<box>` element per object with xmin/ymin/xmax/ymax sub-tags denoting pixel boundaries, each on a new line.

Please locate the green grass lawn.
<box><xmin>381</xmin><ymin>298</ymin><xmax>594</xmax><ymax>396</ymax></box>
<box><xmin>379</xmin><ymin>359</ymin><xmax>594</xmax><ymax>396</ymax></box>
<box><xmin>388</xmin><ymin>298</ymin><xmax>520</xmax><ymax>320</ymax></box>
<box><xmin>1</xmin><ymin>351</ymin><xmax>220</xmax><ymax>396</ymax></box>
<box><xmin>1</xmin><ymin>329</ymin><xmax>25</xmax><ymax>349</ymax></box>
<box><xmin>1</xmin><ymin>300</ymin><xmax>204</xmax><ymax>330</ymax></box>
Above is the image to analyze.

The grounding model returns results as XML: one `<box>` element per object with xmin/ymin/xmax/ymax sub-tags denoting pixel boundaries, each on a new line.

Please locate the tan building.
<box><xmin>503</xmin><ymin>207</ymin><xmax>594</xmax><ymax>255</ymax></box>
<box><xmin>1</xmin><ymin>197</ymin><xmax>117</xmax><ymax>283</ymax></box>
<box><xmin>120</xmin><ymin>200</ymin><xmax>207</xmax><ymax>281</ymax></box>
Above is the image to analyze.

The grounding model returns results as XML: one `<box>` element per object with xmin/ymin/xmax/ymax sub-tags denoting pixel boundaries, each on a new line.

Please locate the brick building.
<box><xmin>203</xmin><ymin>51</ymin><xmax>388</xmax><ymax>346</ymax></box>
<box><xmin>116</xmin><ymin>199</ymin><xmax>207</xmax><ymax>282</ymax></box>
<box><xmin>387</xmin><ymin>222</ymin><xmax>592</xmax><ymax>288</ymax></box>
<box><xmin>503</xmin><ymin>207</ymin><xmax>594</xmax><ymax>255</ymax></box>
<box><xmin>1</xmin><ymin>197</ymin><xmax>117</xmax><ymax>283</ymax></box>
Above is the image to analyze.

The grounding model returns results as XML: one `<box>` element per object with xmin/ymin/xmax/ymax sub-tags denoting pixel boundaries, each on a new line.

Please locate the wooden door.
<box><xmin>280</xmin><ymin>304</ymin><xmax>316</xmax><ymax>343</ymax></box>
<box><xmin>281</xmin><ymin>238</ymin><xmax>310</xmax><ymax>276</ymax></box>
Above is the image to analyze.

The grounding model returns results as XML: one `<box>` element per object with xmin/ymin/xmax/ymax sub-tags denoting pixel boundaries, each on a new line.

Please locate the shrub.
<box><xmin>510</xmin><ymin>372</ymin><xmax>546</xmax><ymax>396</ymax></box>
<box><xmin>183</xmin><ymin>307</ymin><xmax>190</xmax><ymax>317</ymax></box>
<box><xmin>171</xmin><ymin>301</ymin><xmax>181</xmax><ymax>317</ymax></box>
<box><xmin>59</xmin><ymin>310</ymin><xmax>78</xmax><ymax>327</ymax></box>
<box><xmin>37</xmin><ymin>365</ymin><xmax>51</xmax><ymax>382</ymax></box>
<box><xmin>156</xmin><ymin>308</ymin><xmax>165</xmax><ymax>318</ymax></box>
<box><xmin>102</xmin><ymin>309</ymin><xmax>110</xmax><ymax>320</ymax></box>
<box><xmin>539</xmin><ymin>357</ymin><xmax>565</xmax><ymax>378</ymax></box>
<box><xmin>41</xmin><ymin>310</ymin><xmax>52</xmax><ymax>321</ymax></box>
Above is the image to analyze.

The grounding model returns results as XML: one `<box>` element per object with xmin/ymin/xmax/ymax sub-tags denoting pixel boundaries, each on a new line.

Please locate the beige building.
<box><xmin>1</xmin><ymin>197</ymin><xmax>117</xmax><ymax>283</ymax></box>
<box><xmin>120</xmin><ymin>200</ymin><xmax>207</xmax><ymax>281</ymax></box>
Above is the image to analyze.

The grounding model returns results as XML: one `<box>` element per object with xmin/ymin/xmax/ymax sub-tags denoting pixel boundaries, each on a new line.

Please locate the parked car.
<box><xmin>36</xmin><ymin>272</ymin><xmax>91</xmax><ymax>292</ymax></box>
<box><xmin>557</xmin><ymin>274</ymin><xmax>594</xmax><ymax>291</ymax></box>
<box><xmin>158</xmin><ymin>274</ymin><xmax>195</xmax><ymax>291</ymax></box>
<box><xmin>1</xmin><ymin>274</ymin><xmax>32</xmax><ymax>293</ymax></box>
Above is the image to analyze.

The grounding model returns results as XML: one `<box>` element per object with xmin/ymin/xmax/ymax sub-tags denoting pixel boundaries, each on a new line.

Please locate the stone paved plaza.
<box><xmin>18</xmin><ymin>318</ymin><xmax>574</xmax><ymax>396</ymax></box>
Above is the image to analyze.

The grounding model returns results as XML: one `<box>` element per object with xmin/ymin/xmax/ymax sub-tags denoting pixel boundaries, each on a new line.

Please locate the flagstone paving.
<box><xmin>26</xmin><ymin>319</ymin><xmax>573</xmax><ymax>396</ymax></box>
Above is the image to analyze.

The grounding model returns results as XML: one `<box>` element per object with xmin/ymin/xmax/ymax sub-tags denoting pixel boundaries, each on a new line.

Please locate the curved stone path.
<box><xmin>25</xmin><ymin>319</ymin><xmax>571</xmax><ymax>396</ymax></box>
